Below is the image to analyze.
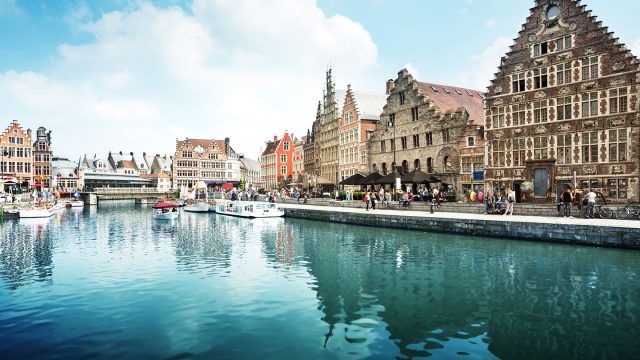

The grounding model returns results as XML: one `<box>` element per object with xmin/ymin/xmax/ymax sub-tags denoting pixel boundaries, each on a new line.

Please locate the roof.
<box><xmin>241</xmin><ymin>158</ymin><xmax>261</xmax><ymax>171</ymax></box>
<box><xmin>416</xmin><ymin>82</ymin><xmax>484</xmax><ymax>124</ymax></box>
<box><xmin>52</xmin><ymin>157</ymin><xmax>79</xmax><ymax>179</ymax></box>
<box><xmin>352</xmin><ymin>91</ymin><xmax>387</xmax><ymax>120</ymax></box>
<box><xmin>261</xmin><ymin>139</ymin><xmax>281</xmax><ymax>157</ymax></box>
<box><xmin>177</xmin><ymin>138</ymin><xmax>227</xmax><ymax>154</ymax></box>
<box><xmin>120</xmin><ymin>160</ymin><xmax>136</xmax><ymax>169</ymax></box>
<box><xmin>84</xmin><ymin>173</ymin><xmax>152</xmax><ymax>182</ymax></box>
<box><xmin>141</xmin><ymin>173</ymin><xmax>170</xmax><ymax>179</ymax></box>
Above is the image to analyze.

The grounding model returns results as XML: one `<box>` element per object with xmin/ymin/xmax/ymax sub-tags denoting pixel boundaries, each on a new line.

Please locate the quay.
<box><xmin>280</xmin><ymin>203</ymin><xmax>640</xmax><ymax>249</ymax></box>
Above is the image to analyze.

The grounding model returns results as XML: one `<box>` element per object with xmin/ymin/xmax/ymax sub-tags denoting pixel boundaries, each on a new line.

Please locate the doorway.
<box><xmin>533</xmin><ymin>168</ymin><xmax>548</xmax><ymax>197</ymax></box>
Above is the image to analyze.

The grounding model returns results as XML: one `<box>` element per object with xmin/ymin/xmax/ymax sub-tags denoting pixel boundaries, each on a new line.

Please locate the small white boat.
<box><xmin>52</xmin><ymin>203</ymin><xmax>66</xmax><ymax>212</ymax></box>
<box><xmin>184</xmin><ymin>202</ymin><xmax>211</xmax><ymax>213</ymax></box>
<box><xmin>69</xmin><ymin>200</ymin><xmax>84</xmax><ymax>208</ymax></box>
<box><xmin>20</xmin><ymin>207</ymin><xmax>55</xmax><ymax>218</ymax></box>
<box><xmin>152</xmin><ymin>202</ymin><xmax>180</xmax><ymax>220</ymax></box>
<box><xmin>215</xmin><ymin>201</ymin><xmax>284</xmax><ymax>218</ymax></box>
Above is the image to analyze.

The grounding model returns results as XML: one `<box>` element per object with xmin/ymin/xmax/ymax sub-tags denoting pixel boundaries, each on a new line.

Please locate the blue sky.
<box><xmin>0</xmin><ymin>0</ymin><xmax>639</xmax><ymax>160</ymax></box>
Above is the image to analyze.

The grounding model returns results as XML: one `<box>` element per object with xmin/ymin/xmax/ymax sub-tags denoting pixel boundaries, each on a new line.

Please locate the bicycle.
<box><xmin>615</xmin><ymin>203</ymin><xmax>640</xmax><ymax>220</ymax></box>
<box><xmin>580</xmin><ymin>204</ymin><xmax>613</xmax><ymax>219</ymax></box>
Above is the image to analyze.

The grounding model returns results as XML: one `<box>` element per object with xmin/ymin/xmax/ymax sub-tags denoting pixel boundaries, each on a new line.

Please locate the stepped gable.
<box><xmin>261</xmin><ymin>139</ymin><xmax>281</xmax><ymax>157</ymax></box>
<box><xmin>486</xmin><ymin>0</ymin><xmax>639</xmax><ymax>97</ymax></box>
<box><xmin>415</xmin><ymin>82</ymin><xmax>484</xmax><ymax>124</ymax></box>
<box><xmin>177</xmin><ymin>138</ymin><xmax>226</xmax><ymax>154</ymax></box>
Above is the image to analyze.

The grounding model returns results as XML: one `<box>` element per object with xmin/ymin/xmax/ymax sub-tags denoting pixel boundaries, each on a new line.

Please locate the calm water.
<box><xmin>0</xmin><ymin>202</ymin><xmax>639</xmax><ymax>359</ymax></box>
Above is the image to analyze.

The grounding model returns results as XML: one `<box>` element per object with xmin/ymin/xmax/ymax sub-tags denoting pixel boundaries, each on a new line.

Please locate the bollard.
<box><xmin>430</xmin><ymin>204</ymin><xmax>434</xmax><ymax>214</ymax></box>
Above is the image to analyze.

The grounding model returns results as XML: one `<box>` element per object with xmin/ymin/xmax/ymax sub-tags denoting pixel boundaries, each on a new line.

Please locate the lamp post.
<box><xmin>387</xmin><ymin>115</ymin><xmax>398</xmax><ymax>201</ymax></box>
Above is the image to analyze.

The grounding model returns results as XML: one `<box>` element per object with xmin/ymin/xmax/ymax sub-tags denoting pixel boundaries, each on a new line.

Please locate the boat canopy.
<box><xmin>152</xmin><ymin>202</ymin><xmax>179</xmax><ymax>209</ymax></box>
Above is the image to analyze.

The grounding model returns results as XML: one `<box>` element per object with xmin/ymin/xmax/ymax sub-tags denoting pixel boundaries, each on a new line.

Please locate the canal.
<box><xmin>0</xmin><ymin>202</ymin><xmax>638</xmax><ymax>359</ymax></box>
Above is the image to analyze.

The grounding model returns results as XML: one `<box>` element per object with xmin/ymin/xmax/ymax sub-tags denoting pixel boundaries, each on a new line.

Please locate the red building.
<box><xmin>261</xmin><ymin>131</ymin><xmax>294</xmax><ymax>189</ymax></box>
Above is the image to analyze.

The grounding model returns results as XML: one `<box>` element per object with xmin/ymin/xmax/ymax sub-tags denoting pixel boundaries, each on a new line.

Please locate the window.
<box><xmin>388</xmin><ymin>113</ymin><xmax>396</xmax><ymax>127</ymax></box>
<box><xmin>582</xmin><ymin>57</ymin><xmax>599</xmax><ymax>80</ymax></box>
<box><xmin>399</xmin><ymin>91</ymin><xmax>405</xmax><ymax>105</ymax></box>
<box><xmin>492</xmin><ymin>140</ymin><xmax>505</xmax><ymax>167</ymax></box>
<box><xmin>280</xmin><ymin>166</ymin><xmax>287</xmax><ymax>175</ymax></box>
<box><xmin>556</xmin><ymin>62</ymin><xmax>572</xmax><ymax>85</ymax></box>
<box><xmin>38</xmin><ymin>141</ymin><xmax>46</xmax><ymax>151</ymax></box>
<box><xmin>381</xmin><ymin>140</ymin><xmax>386</xmax><ymax>153</ymax></box>
<box><xmin>533</xmin><ymin>100</ymin><xmax>548</xmax><ymax>123</ymax></box>
<box><xmin>8</xmin><ymin>137</ymin><xmax>15</xmax><ymax>144</ymax></box>
<box><xmin>512</xmin><ymin>104</ymin><xmax>526</xmax><ymax>126</ymax></box>
<box><xmin>442</xmin><ymin>129</ymin><xmax>450</xmax><ymax>142</ymax></box>
<box><xmin>607</xmin><ymin>179</ymin><xmax>628</xmax><ymax>199</ymax></box>
<box><xmin>16</xmin><ymin>148</ymin><xmax>24</xmax><ymax>158</ymax></box>
<box><xmin>533</xmin><ymin>136</ymin><xmax>548</xmax><ymax>160</ymax></box>
<box><xmin>533</xmin><ymin>41</ymin><xmax>548</xmax><ymax>56</ymax></box>
<box><xmin>557</xmin><ymin>134</ymin><xmax>572</xmax><ymax>164</ymax></box>
<box><xmin>413</xmin><ymin>134</ymin><xmax>420</xmax><ymax>147</ymax></box>
<box><xmin>609</xmin><ymin>129</ymin><xmax>627</xmax><ymax>162</ymax></box>
<box><xmin>462</xmin><ymin>157</ymin><xmax>473</xmax><ymax>173</ymax></box>
<box><xmin>208</xmin><ymin>153</ymin><xmax>218</xmax><ymax>160</ymax></box>
<box><xmin>492</xmin><ymin>107</ymin><xmax>505</xmax><ymax>128</ymax></box>
<box><xmin>556</xmin><ymin>36</ymin><xmax>572</xmax><ymax>51</ymax></box>
<box><xmin>581</xmin><ymin>92</ymin><xmax>598</xmax><ymax>117</ymax></box>
<box><xmin>557</xmin><ymin>96</ymin><xmax>572</xmax><ymax>120</ymax></box>
<box><xmin>182</xmin><ymin>151</ymin><xmax>192</xmax><ymax>158</ymax></box>
<box><xmin>512</xmin><ymin>73</ymin><xmax>525</xmax><ymax>93</ymax></box>
<box><xmin>401</xmin><ymin>136</ymin><xmax>408</xmax><ymax>150</ymax></box>
<box><xmin>17</xmin><ymin>138</ymin><xmax>23</xmax><ymax>144</ymax></box>
<box><xmin>468</xmin><ymin>137</ymin><xmax>475</xmax><ymax>147</ymax></box>
<box><xmin>411</xmin><ymin>107</ymin><xmax>419</xmax><ymax>121</ymax></box>
<box><xmin>283</xmin><ymin>142</ymin><xmax>290</xmax><ymax>151</ymax></box>
<box><xmin>425</xmin><ymin>132</ymin><xmax>433</xmax><ymax>146</ymax></box>
<box><xmin>280</xmin><ymin>154</ymin><xmax>287</xmax><ymax>163</ymax></box>
<box><xmin>581</xmin><ymin>131</ymin><xmax>599</xmax><ymax>163</ymax></box>
<box><xmin>512</xmin><ymin>138</ymin><xmax>526</xmax><ymax>166</ymax></box>
<box><xmin>533</xmin><ymin>68</ymin><xmax>548</xmax><ymax>89</ymax></box>
<box><xmin>390</xmin><ymin>139</ymin><xmax>395</xmax><ymax>151</ymax></box>
<box><xmin>609</xmin><ymin>88</ymin><xmax>628</xmax><ymax>114</ymax></box>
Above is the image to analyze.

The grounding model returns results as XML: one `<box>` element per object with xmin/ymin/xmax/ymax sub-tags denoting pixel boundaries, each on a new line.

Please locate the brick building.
<box><xmin>0</xmin><ymin>120</ymin><xmax>33</xmax><ymax>189</ymax></box>
<box><xmin>303</xmin><ymin>102</ymin><xmax>322</xmax><ymax>190</ymax></box>
<box><xmin>172</xmin><ymin>137</ymin><xmax>240</xmax><ymax>189</ymax></box>
<box><xmin>367</xmin><ymin>69</ymin><xmax>485</xmax><ymax>199</ymax></box>
<box><xmin>318</xmin><ymin>68</ymin><xmax>345</xmax><ymax>189</ymax></box>
<box><xmin>32</xmin><ymin>127</ymin><xmax>53</xmax><ymax>189</ymax></box>
<box><xmin>339</xmin><ymin>84</ymin><xmax>386</xmax><ymax>184</ymax></box>
<box><xmin>261</xmin><ymin>131</ymin><xmax>294</xmax><ymax>189</ymax></box>
<box><xmin>484</xmin><ymin>0</ymin><xmax>640</xmax><ymax>203</ymax></box>
<box><xmin>293</xmin><ymin>138</ymin><xmax>305</xmax><ymax>184</ymax></box>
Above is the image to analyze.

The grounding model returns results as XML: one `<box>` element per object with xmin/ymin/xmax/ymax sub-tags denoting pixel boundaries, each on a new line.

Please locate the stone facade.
<box><xmin>368</xmin><ymin>69</ymin><xmax>485</xmax><ymax>199</ymax></box>
<box><xmin>484</xmin><ymin>0</ymin><xmax>640</xmax><ymax>203</ymax></box>
<box><xmin>239</xmin><ymin>157</ymin><xmax>263</xmax><ymax>190</ymax></box>
<box><xmin>52</xmin><ymin>156</ymin><xmax>83</xmax><ymax>192</ymax></box>
<box><xmin>318</xmin><ymin>68</ymin><xmax>345</xmax><ymax>189</ymax></box>
<box><xmin>339</xmin><ymin>85</ymin><xmax>386</xmax><ymax>185</ymax></box>
<box><xmin>0</xmin><ymin>120</ymin><xmax>33</xmax><ymax>188</ymax></box>
<box><xmin>172</xmin><ymin>137</ymin><xmax>240</xmax><ymax>189</ymax></box>
<box><xmin>32</xmin><ymin>127</ymin><xmax>53</xmax><ymax>189</ymax></box>
<box><xmin>303</xmin><ymin>102</ymin><xmax>322</xmax><ymax>190</ymax></box>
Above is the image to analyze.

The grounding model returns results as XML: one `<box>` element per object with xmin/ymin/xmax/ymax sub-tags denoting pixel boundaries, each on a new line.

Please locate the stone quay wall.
<box><xmin>282</xmin><ymin>206</ymin><xmax>640</xmax><ymax>249</ymax></box>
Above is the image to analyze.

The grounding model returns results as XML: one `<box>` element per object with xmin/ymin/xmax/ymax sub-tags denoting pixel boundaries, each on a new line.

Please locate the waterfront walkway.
<box><xmin>280</xmin><ymin>203</ymin><xmax>640</xmax><ymax>249</ymax></box>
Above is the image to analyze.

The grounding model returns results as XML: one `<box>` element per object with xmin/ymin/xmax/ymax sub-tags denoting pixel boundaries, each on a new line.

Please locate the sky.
<box><xmin>0</xmin><ymin>0</ymin><xmax>639</xmax><ymax>161</ymax></box>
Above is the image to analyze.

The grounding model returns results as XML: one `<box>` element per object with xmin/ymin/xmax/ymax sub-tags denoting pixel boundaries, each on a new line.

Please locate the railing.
<box><xmin>91</xmin><ymin>187</ymin><xmax>168</xmax><ymax>194</ymax></box>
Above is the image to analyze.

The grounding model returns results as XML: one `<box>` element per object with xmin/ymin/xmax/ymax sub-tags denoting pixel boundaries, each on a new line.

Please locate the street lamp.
<box><xmin>387</xmin><ymin>114</ymin><xmax>399</xmax><ymax>201</ymax></box>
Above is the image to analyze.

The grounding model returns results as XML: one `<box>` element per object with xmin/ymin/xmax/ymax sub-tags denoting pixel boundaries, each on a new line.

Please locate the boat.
<box><xmin>52</xmin><ymin>203</ymin><xmax>66</xmax><ymax>212</ymax></box>
<box><xmin>69</xmin><ymin>200</ymin><xmax>84</xmax><ymax>208</ymax></box>
<box><xmin>183</xmin><ymin>202</ymin><xmax>211</xmax><ymax>213</ymax></box>
<box><xmin>152</xmin><ymin>202</ymin><xmax>179</xmax><ymax>220</ymax></box>
<box><xmin>20</xmin><ymin>207</ymin><xmax>55</xmax><ymax>218</ymax></box>
<box><xmin>215</xmin><ymin>201</ymin><xmax>285</xmax><ymax>218</ymax></box>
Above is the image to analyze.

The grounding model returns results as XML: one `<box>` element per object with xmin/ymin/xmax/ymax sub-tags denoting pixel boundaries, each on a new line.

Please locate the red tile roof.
<box><xmin>416</xmin><ymin>82</ymin><xmax>484</xmax><ymax>124</ymax></box>
<box><xmin>261</xmin><ymin>139</ymin><xmax>281</xmax><ymax>157</ymax></box>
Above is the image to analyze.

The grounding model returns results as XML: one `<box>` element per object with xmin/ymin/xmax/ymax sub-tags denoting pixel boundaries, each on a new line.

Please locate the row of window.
<box><xmin>491</xmin><ymin>87</ymin><xmax>629</xmax><ymax>128</ymax></box>
<box><xmin>5</xmin><ymin>137</ymin><xmax>25</xmax><ymax>145</ymax></box>
<box><xmin>340</xmin><ymin>128</ymin><xmax>359</xmax><ymax>144</ymax></box>
<box><xmin>34</xmin><ymin>154</ymin><xmax>51</xmax><ymax>162</ymax></box>
<box><xmin>181</xmin><ymin>151</ymin><xmax>223</xmax><ymax>159</ymax></box>
<box><xmin>340</xmin><ymin>147</ymin><xmax>362</xmax><ymax>165</ymax></box>
<box><xmin>490</xmin><ymin>129</ymin><xmax>628</xmax><ymax>167</ymax></box>
<box><xmin>342</xmin><ymin>111</ymin><xmax>355</xmax><ymax>125</ymax></box>
<box><xmin>511</xmin><ymin>56</ymin><xmax>599</xmax><ymax>93</ymax></box>
<box><xmin>0</xmin><ymin>146</ymin><xmax>33</xmax><ymax>158</ymax></box>
<box><xmin>1</xmin><ymin>162</ymin><xmax>32</xmax><ymax>174</ymax></box>
<box><xmin>532</xmin><ymin>35</ymin><xmax>573</xmax><ymax>57</ymax></box>
<box><xmin>379</xmin><ymin>130</ymin><xmax>454</xmax><ymax>153</ymax></box>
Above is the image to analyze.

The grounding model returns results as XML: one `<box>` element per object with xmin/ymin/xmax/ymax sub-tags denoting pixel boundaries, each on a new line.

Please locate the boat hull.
<box><xmin>215</xmin><ymin>201</ymin><xmax>285</xmax><ymax>218</ymax></box>
<box><xmin>153</xmin><ymin>212</ymin><xmax>179</xmax><ymax>220</ymax></box>
<box><xmin>184</xmin><ymin>203</ymin><xmax>211</xmax><ymax>213</ymax></box>
<box><xmin>20</xmin><ymin>209</ymin><xmax>55</xmax><ymax>218</ymax></box>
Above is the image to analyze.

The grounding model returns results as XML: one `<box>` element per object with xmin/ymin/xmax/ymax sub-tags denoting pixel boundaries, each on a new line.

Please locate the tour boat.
<box><xmin>183</xmin><ymin>202</ymin><xmax>211</xmax><ymax>213</ymax></box>
<box><xmin>20</xmin><ymin>207</ymin><xmax>55</xmax><ymax>218</ymax></box>
<box><xmin>215</xmin><ymin>201</ymin><xmax>285</xmax><ymax>218</ymax></box>
<box><xmin>152</xmin><ymin>202</ymin><xmax>179</xmax><ymax>220</ymax></box>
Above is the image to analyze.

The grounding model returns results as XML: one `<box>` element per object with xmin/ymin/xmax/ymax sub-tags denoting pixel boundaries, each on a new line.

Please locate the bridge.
<box><xmin>82</xmin><ymin>188</ymin><xmax>174</xmax><ymax>204</ymax></box>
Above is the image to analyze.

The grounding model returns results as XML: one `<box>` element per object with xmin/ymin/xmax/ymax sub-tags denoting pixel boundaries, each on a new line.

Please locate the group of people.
<box><xmin>483</xmin><ymin>189</ymin><xmax>517</xmax><ymax>215</ymax></box>
<box><xmin>558</xmin><ymin>187</ymin><xmax>599</xmax><ymax>218</ymax></box>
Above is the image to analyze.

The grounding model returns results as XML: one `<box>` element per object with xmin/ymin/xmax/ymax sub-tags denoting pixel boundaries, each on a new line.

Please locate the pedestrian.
<box><xmin>371</xmin><ymin>193</ymin><xmax>377</xmax><ymax>210</ymax></box>
<box><xmin>586</xmin><ymin>188</ymin><xmax>596</xmax><ymax>218</ymax></box>
<box><xmin>484</xmin><ymin>191</ymin><xmax>494</xmax><ymax>215</ymax></box>
<box><xmin>422</xmin><ymin>188</ymin><xmax>428</xmax><ymax>202</ymax></box>
<box><xmin>364</xmin><ymin>192</ymin><xmax>370</xmax><ymax>211</ymax></box>
<box><xmin>561</xmin><ymin>187</ymin><xmax>572</xmax><ymax>217</ymax></box>
<box><xmin>503</xmin><ymin>189</ymin><xmax>515</xmax><ymax>215</ymax></box>
<box><xmin>432</xmin><ymin>187</ymin><xmax>440</xmax><ymax>208</ymax></box>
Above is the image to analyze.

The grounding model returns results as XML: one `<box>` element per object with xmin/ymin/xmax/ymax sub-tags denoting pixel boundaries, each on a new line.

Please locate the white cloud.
<box><xmin>0</xmin><ymin>0</ymin><xmax>379</xmax><ymax>160</ymax></box>
<box><xmin>402</xmin><ymin>63</ymin><xmax>421</xmax><ymax>79</ymax></box>
<box><xmin>483</xmin><ymin>19</ymin><xmax>496</xmax><ymax>28</ymax></box>
<box><xmin>456</xmin><ymin>36</ymin><xmax>512</xmax><ymax>91</ymax></box>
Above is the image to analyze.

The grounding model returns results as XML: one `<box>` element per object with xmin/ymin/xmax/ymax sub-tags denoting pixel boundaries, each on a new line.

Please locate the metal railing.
<box><xmin>92</xmin><ymin>187</ymin><xmax>168</xmax><ymax>194</ymax></box>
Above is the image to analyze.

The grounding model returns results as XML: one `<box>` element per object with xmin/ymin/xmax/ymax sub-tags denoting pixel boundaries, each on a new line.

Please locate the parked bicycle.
<box><xmin>615</xmin><ymin>203</ymin><xmax>640</xmax><ymax>220</ymax></box>
<box><xmin>580</xmin><ymin>204</ymin><xmax>613</xmax><ymax>219</ymax></box>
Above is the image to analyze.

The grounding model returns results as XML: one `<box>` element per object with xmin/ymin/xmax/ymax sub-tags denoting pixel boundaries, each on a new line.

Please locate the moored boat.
<box><xmin>20</xmin><ymin>207</ymin><xmax>55</xmax><ymax>218</ymax></box>
<box><xmin>215</xmin><ymin>201</ymin><xmax>284</xmax><ymax>218</ymax></box>
<box><xmin>69</xmin><ymin>200</ymin><xmax>84</xmax><ymax>208</ymax></box>
<box><xmin>152</xmin><ymin>202</ymin><xmax>179</xmax><ymax>220</ymax></box>
<box><xmin>184</xmin><ymin>202</ymin><xmax>211</xmax><ymax>213</ymax></box>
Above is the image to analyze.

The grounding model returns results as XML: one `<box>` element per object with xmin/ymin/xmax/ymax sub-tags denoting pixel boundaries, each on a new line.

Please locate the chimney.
<box><xmin>119</xmin><ymin>151</ymin><xmax>123</xmax><ymax>156</ymax></box>
<box><xmin>386</xmin><ymin>79</ymin><xmax>394</xmax><ymax>95</ymax></box>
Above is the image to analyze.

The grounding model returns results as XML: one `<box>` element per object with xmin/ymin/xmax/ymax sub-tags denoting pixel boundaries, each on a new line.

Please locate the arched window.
<box><xmin>401</xmin><ymin>160</ymin><xmax>409</xmax><ymax>174</ymax></box>
<box><xmin>372</xmin><ymin>163</ymin><xmax>378</xmax><ymax>174</ymax></box>
<box><xmin>427</xmin><ymin>158</ymin><xmax>433</xmax><ymax>173</ymax></box>
<box><xmin>381</xmin><ymin>162</ymin><xmax>388</xmax><ymax>175</ymax></box>
<box><xmin>443</xmin><ymin>156</ymin><xmax>452</xmax><ymax>172</ymax></box>
<box><xmin>414</xmin><ymin>159</ymin><xmax>420</xmax><ymax>170</ymax></box>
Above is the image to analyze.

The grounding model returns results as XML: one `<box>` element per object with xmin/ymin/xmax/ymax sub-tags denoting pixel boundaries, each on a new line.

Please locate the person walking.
<box><xmin>561</xmin><ymin>187</ymin><xmax>573</xmax><ymax>217</ymax></box>
<box><xmin>371</xmin><ymin>193</ymin><xmax>377</xmax><ymax>210</ymax></box>
<box><xmin>364</xmin><ymin>192</ymin><xmax>370</xmax><ymax>211</ymax></box>
<box><xmin>432</xmin><ymin>187</ymin><xmax>440</xmax><ymax>208</ymax></box>
<box><xmin>503</xmin><ymin>189</ymin><xmax>515</xmax><ymax>215</ymax></box>
<box><xmin>586</xmin><ymin>188</ymin><xmax>597</xmax><ymax>218</ymax></box>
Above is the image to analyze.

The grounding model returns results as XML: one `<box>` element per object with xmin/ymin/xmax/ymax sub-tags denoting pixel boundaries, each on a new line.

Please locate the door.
<box><xmin>533</xmin><ymin>168</ymin><xmax>548</xmax><ymax>197</ymax></box>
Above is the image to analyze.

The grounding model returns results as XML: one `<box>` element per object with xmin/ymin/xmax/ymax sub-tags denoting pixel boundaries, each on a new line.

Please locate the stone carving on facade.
<box><xmin>582</xmin><ymin>120</ymin><xmax>596</xmax><ymax>128</ymax></box>
<box><xmin>584</xmin><ymin>47</ymin><xmax>595</xmax><ymax>56</ymax></box>
<box><xmin>514</xmin><ymin>63</ymin><xmax>524</xmax><ymax>72</ymax></box>
<box><xmin>493</xmin><ymin>98</ymin><xmax>504</xmax><ymax>106</ymax></box>
<box><xmin>569</xmin><ymin>22</ymin><xmax>577</xmax><ymax>30</ymax></box>
<box><xmin>494</xmin><ymin>85</ymin><xmax>503</xmax><ymax>94</ymax></box>
<box><xmin>557</xmin><ymin>167</ymin><xmax>571</xmax><ymax>175</ymax></box>
<box><xmin>513</xmin><ymin>169</ymin><xmax>523</xmax><ymax>179</ymax></box>
<box><xmin>558</xmin><ymin>87</ymin><xmax>571</xmax><ymax>96</ymax></box>
<box><xmin>534</xmin><ymin>126</ymin><xmax>547</xmax><ymax>134</ymax></box>
<box><xmin>600</xmin><ymin>144</ymin><xmax>607</xmax><ymax>162</ymax></box>
<box><xmin>612</xmin><ymin>62</ymin><xmax>626</xmax><ymax>71</ymax></box>
<box><xmin>583</xmin><ymin>165</ymin><xmax>597</xmax><ymax>175</ymax></box>
<box><xmin>611</xmin><ymin>164</ymin><xmax>626</xmax><ymax>175</ymax></box>
<box><xmin>534</xmin><ymin>91</ymin><xmax>546</xmax><ymax>99</ymax></box>
<box><xmin>528</xmin><ymin>34</ymin><xmax>536</xmax><ymax>42</ymax></box>
<box><xmin>495</xmin><ymin>170</ymin><xmax>504</xmax><ymax>179</ymax></box>
<box><xmin>610</xmin><ymin>78</ymin><xmax>627</xmax><ymax>87</ymax></box>
<box><xmin>512</xmin><ymin>95</ymin><xmax>525</xmax><ymax>102</ymax></box>
<box><xmin>493</xmin><ymin>130</ymin><xmax>504</xmax><ymax>139</ymax></box>
<box><xmin>534</xmin><ymin>57</ymin><xmax>548</xmax><ymax>66</ymax></box>
<box><xmin>558</xmin><ymin>124</ymin><xmax>571</xmax><ymax>132</ymax></box>
<box><xmin>514</xmin><ymin>128</ymin><xmax>523</xmax><ymax>135</ymax></box>
<box><xmin>581</xmin><ymin>81</ymin><xmax>597</xmax><ymax>91</ymax></box>
<box><xmin>557</xmin><ymin>52</ymin><xmax>572</xmax><ymax>60</ymax></box>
